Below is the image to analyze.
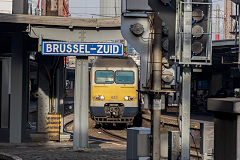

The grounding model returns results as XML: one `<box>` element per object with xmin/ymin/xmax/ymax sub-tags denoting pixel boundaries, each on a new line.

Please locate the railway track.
<box><xmin>142</xmin><ymin>115</ymin><xmax>180</xmax><ymax>128</ymax></box>
<box><xmin>142</xmin><ymin>116</ymin><xmax>151</xmax><ymax>122</ymax></box>
<box><xmin>64</xmin><ymin>115</ymin><xmax>201</xmax><ymax>158</ymax></box>
<box><xmin>64</xmin><ymin>117</ymin><xmax>127</xmax><ymax>142</ymax></box>
<box><xmin>142</xmin><ymin>114</ymin><xmax>200</xmax><ymax>130</ymax></box>
<box><xmin>63</xmin><ymin>119</ymin><xmax>74</xmax><ymax>136</ymax></box>
<box><xmin>99</xmin><ymin>128</ymin><xmax>127</xmax><ymax>141</ymax></box>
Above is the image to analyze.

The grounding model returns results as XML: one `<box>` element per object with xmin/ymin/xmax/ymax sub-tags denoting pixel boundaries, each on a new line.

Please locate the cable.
<box><xmin>190</xmin><ymin>130</ymin><xmax>200</xmax><ymax>160</ymax></box>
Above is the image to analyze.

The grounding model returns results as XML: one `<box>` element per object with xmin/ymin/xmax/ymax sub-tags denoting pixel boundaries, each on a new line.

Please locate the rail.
<box><xmin>99</xmin><ymin>128</ymin><xmax>127</xmax><ymax>141</ymax></box>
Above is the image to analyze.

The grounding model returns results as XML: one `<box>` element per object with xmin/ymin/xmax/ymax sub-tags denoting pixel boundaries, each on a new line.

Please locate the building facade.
<box><xmin>0</xmin><ymin>0</ymin><xmax>12</xmax><ymax>14</ymax></box>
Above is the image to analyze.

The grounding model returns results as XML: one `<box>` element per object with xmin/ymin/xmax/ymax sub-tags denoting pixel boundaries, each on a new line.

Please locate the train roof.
<box><xmin>92</xmin><ymin>56</ymin><xmax>137</xmax><ymax>68</ymax></box>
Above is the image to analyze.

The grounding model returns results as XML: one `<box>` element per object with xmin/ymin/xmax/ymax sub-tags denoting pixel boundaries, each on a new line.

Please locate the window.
<box><xmin>95</xmin><ymin>71</ymin><xmax>114</xmax><ymax>84</ymax></box>
<box><xmin>115</xmin><ymin>71</ymin><xmax>134</xmax><ymax>84</ymax></box>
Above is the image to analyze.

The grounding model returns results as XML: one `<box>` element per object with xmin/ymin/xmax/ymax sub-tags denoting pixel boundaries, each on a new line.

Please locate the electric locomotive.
<box><xmin>90</xmin><ymin>56</ymin><xmax>140</xmax><ymax>125</ymax></box>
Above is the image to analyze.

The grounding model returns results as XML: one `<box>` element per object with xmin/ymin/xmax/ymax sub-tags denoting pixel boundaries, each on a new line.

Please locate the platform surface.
<box><xmin>0</xmin><ymin>140</ymin><xmax>126</xmax><ymax>160</ymax></box>
<box><xmin>208</xmin><ymin>97</ymin><xmax>240</xmax><ymax>113</ymax></box>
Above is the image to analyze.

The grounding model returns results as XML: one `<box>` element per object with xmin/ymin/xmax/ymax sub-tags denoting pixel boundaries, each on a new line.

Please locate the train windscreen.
<box><xmin>95</xmin><ymin>70</ymin><xmax>114</xmax><ymax>84</ymax></box>
<box><xmin>115</xmin><ymin>71</ymin><xmax>134</xmax><ymax>84</ymax></box>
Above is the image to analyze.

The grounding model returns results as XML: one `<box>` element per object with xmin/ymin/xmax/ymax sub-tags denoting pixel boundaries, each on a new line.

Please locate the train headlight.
<box><xmin>124</xmin><ymin>96</ymin><xmax>134</xmax><ymax>101</ymax></box>
<box><xmin>129</xmin><ymin>96</ymin><xmax>134</xmax><ymax>101</ymax></box>
<box><xmin>100</xmin><ymin>95</ymin><xmax>105</xmax><ymax>100</ymax></box>
<box><xmin>95</xmin><ymin>95</ymin><xmax>100</xmax><ymax>100</ymax></box>
<box><xmin>95</xmin><ymin>95</ymin><xmax>104</xmax><ymax>100</ymax></box>
<box><xmin>124</xmin><ymin>96</ymin><xmax>129</xmax><ymax>101</ymax></box>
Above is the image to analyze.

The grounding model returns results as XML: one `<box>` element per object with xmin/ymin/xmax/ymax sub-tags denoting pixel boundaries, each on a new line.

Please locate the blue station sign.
<box><xmin>42</xmin><ymin>41</ymin><xmax>124</xmax><ymax>56</ymax></box>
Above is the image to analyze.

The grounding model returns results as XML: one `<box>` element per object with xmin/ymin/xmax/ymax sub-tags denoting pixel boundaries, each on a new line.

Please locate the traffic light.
<box><xmin>191</xmin><ymin>0</ymin><xmax>211</xmax><ymax>58</ymax></box>
<box><xmin>148</xmin><ymin>0</ymin><xmax>176</xmax><ymax>59</ymax></box>
<box><xmin>162</xmin><ymin>22</ymin><xmax>169</xmax><ymax>57</ymax></box>
<box><xmin>175</xmin><ymin>0</ymin><xmax>212</xmax><ymax>65</ymax></box>
<box><xmin>161</xmin><ymin>22</ymin><xmax>177</xmax><ymax>88</ymax></box>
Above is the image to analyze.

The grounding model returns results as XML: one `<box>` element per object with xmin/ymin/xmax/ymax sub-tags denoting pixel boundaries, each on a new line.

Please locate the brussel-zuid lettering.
<box><xmin>42</xmin><ymin>42</ymin><xmax>124</xmax><ymax>56</ymax></box>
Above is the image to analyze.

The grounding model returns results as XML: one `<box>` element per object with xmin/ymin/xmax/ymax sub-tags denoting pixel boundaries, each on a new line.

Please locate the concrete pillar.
<box><xmin>37</xmin><ymin>56</ymin><xmax>52</xmax><ymax>133</ymax></box>
<box><xmin>12</xmin><ymin>0</ymin><xmax>28</xmax><ymax>14</ymax></box>
<box><xmin>22</xmin><ymin>50</ymin><xmax>29</xmax><ymax>139</ymax></box>
<box><xmin>38</xmin><ymin>56</ymin><xmax>63</xmax><ymax>133</ymax></box>
<box><xmin>1</xmin><ymin>59</ymin><xmax>10</xmax><ymax>128</ymax></box>
<box><xmin>55</xmin><ymin>58</ymin><xmax>64</xmax><ymax>133</ymax></box>
<box><xmin>73</xmin><ymin>56</ymin><xmax>89</xmax><ymax>148</ymax></box>
<box><xmin>9</xmin><ymin>33</ymin><xmax>23</xmax><ymax>143</ymax></box>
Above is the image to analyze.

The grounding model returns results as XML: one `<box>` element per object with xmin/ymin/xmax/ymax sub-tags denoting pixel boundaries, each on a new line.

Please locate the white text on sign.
<box><xmin>42</xmin><ymin>42</ymin><xmax>123</xmax><ymax>56</ymax></box>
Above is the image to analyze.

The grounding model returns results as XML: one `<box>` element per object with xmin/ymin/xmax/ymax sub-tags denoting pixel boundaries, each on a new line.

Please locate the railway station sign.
<box><xmin>42</xmin><ymin>41</ymin><xmax>124</xmax><ymax>56</ymax></box>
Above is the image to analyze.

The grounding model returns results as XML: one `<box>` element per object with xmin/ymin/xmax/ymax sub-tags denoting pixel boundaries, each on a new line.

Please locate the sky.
<box><xmin>30</xmin><ymin>0</ymin><xmax>101</xmax><ymax>18</ymax></box>
<box><xmin>69</xmin><ymin>0</ymin><xmax>100</xmax><ymax>18</ymax></box>
<box><xmin>68</xmin><ymin>0</ymin><xmax>226</xmax><ymax>40</ymax></box>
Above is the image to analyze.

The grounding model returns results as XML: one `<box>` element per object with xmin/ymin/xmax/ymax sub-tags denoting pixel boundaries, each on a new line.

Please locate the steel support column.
<box><xmin>180</xmin><ymin>67</ymin><xmax>191</xmax><ymax>159</ymax></box>
<box><xmin>1</xmin><ymin>59</ymin><xmax>10</xmax><ymax>128</ymax></box>
<box><xmin>37</xmin><ymin>56</ymin><xmax>52</xmax><ymax>132</ymax></box>
<box><xmin>237</xmin><ymin>115</ymin><xmax>240</xmax><ymax>159</ymax></box>
<box><xmin>56</xmin><ymin>68</ymin><xmax>60</xmax><ymax>114</ymax></box>
<box><xmin>9</xmin><ymin>33</ymin><xmax>23</xmax><ymax>143</ymax></box>
<box><xmin>22</xmin><ymin>48</ymin><xmax>29</xmax><ymax>140</ymax></box>
<box><xmin>73</xmin><ymin>56</ymin><xmax>89</xmax><ymax>148</ymax></box>
<box><xmin>179</xmin><ymin>0</ymin><xmax>192</xmax><ymax>158</ymax></box>
<box><xmin>55</xmin><ymin>58</ymin><xmax>64</xmax><ymax>133</ymax></box>
<box><xmin>152</xmin><ymin>15</ymin><xmax>162</xmax><ymax>160</ymax></box>
<box><xmin>238</xmin><ymin>5</ymin><xmax>240</xmax><ymax>69</ymax></box>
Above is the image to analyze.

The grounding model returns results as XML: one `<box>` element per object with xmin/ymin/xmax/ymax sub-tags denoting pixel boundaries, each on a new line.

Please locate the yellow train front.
<box><xmin>90</xmin><ymin>57</ymin><xmax>139</xmax><ymax>126</ymax></box>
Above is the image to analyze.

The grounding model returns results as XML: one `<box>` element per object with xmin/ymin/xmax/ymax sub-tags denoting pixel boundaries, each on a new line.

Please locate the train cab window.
<box><xmin>95</xmin><ymin>70</ymin><xmax>114</xmax><ymax>84</ymax></box>
<box><xmin>115</xmin><ymin>71</ymin><xmax>134</xmax><ymax>84</ymax></box>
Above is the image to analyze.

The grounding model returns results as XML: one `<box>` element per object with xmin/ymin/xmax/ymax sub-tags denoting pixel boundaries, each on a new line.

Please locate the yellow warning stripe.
<box><xmin>46</xmin><ymin>125</ymin><xmax>61</xmax><ymax>127</ymax></box>
<box><xmin>47</xmin><ymin>120</ymin><xmax>60</xmax><ymax>123</ymax></box>
<box><xmin>46</xmin><ymin>126</ymin><xmax>61</xmax><ymax>129</ymax></box>
<box><xmin>46</xmin><ymin>127</ymin><xmax>60</xmax><ymax>130</ymax></box>
<box><xmin>47</xmin><ymin>129</ymin><xmax>61</xmax><ymax>132</ymax></box>
<box><xmin>46</xmin><ymin>118</ymin><xmax>60</xmax><ymax>120</ymax></box>
<box><xmin>48</xmin><ymin>134</ymin><xmax>60</xmax><ymax>136</ymax></box>
<box><xmin>46</xmin><ymin>114</ymin><xmax>61</xmax><ymax>117</ymax></box>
